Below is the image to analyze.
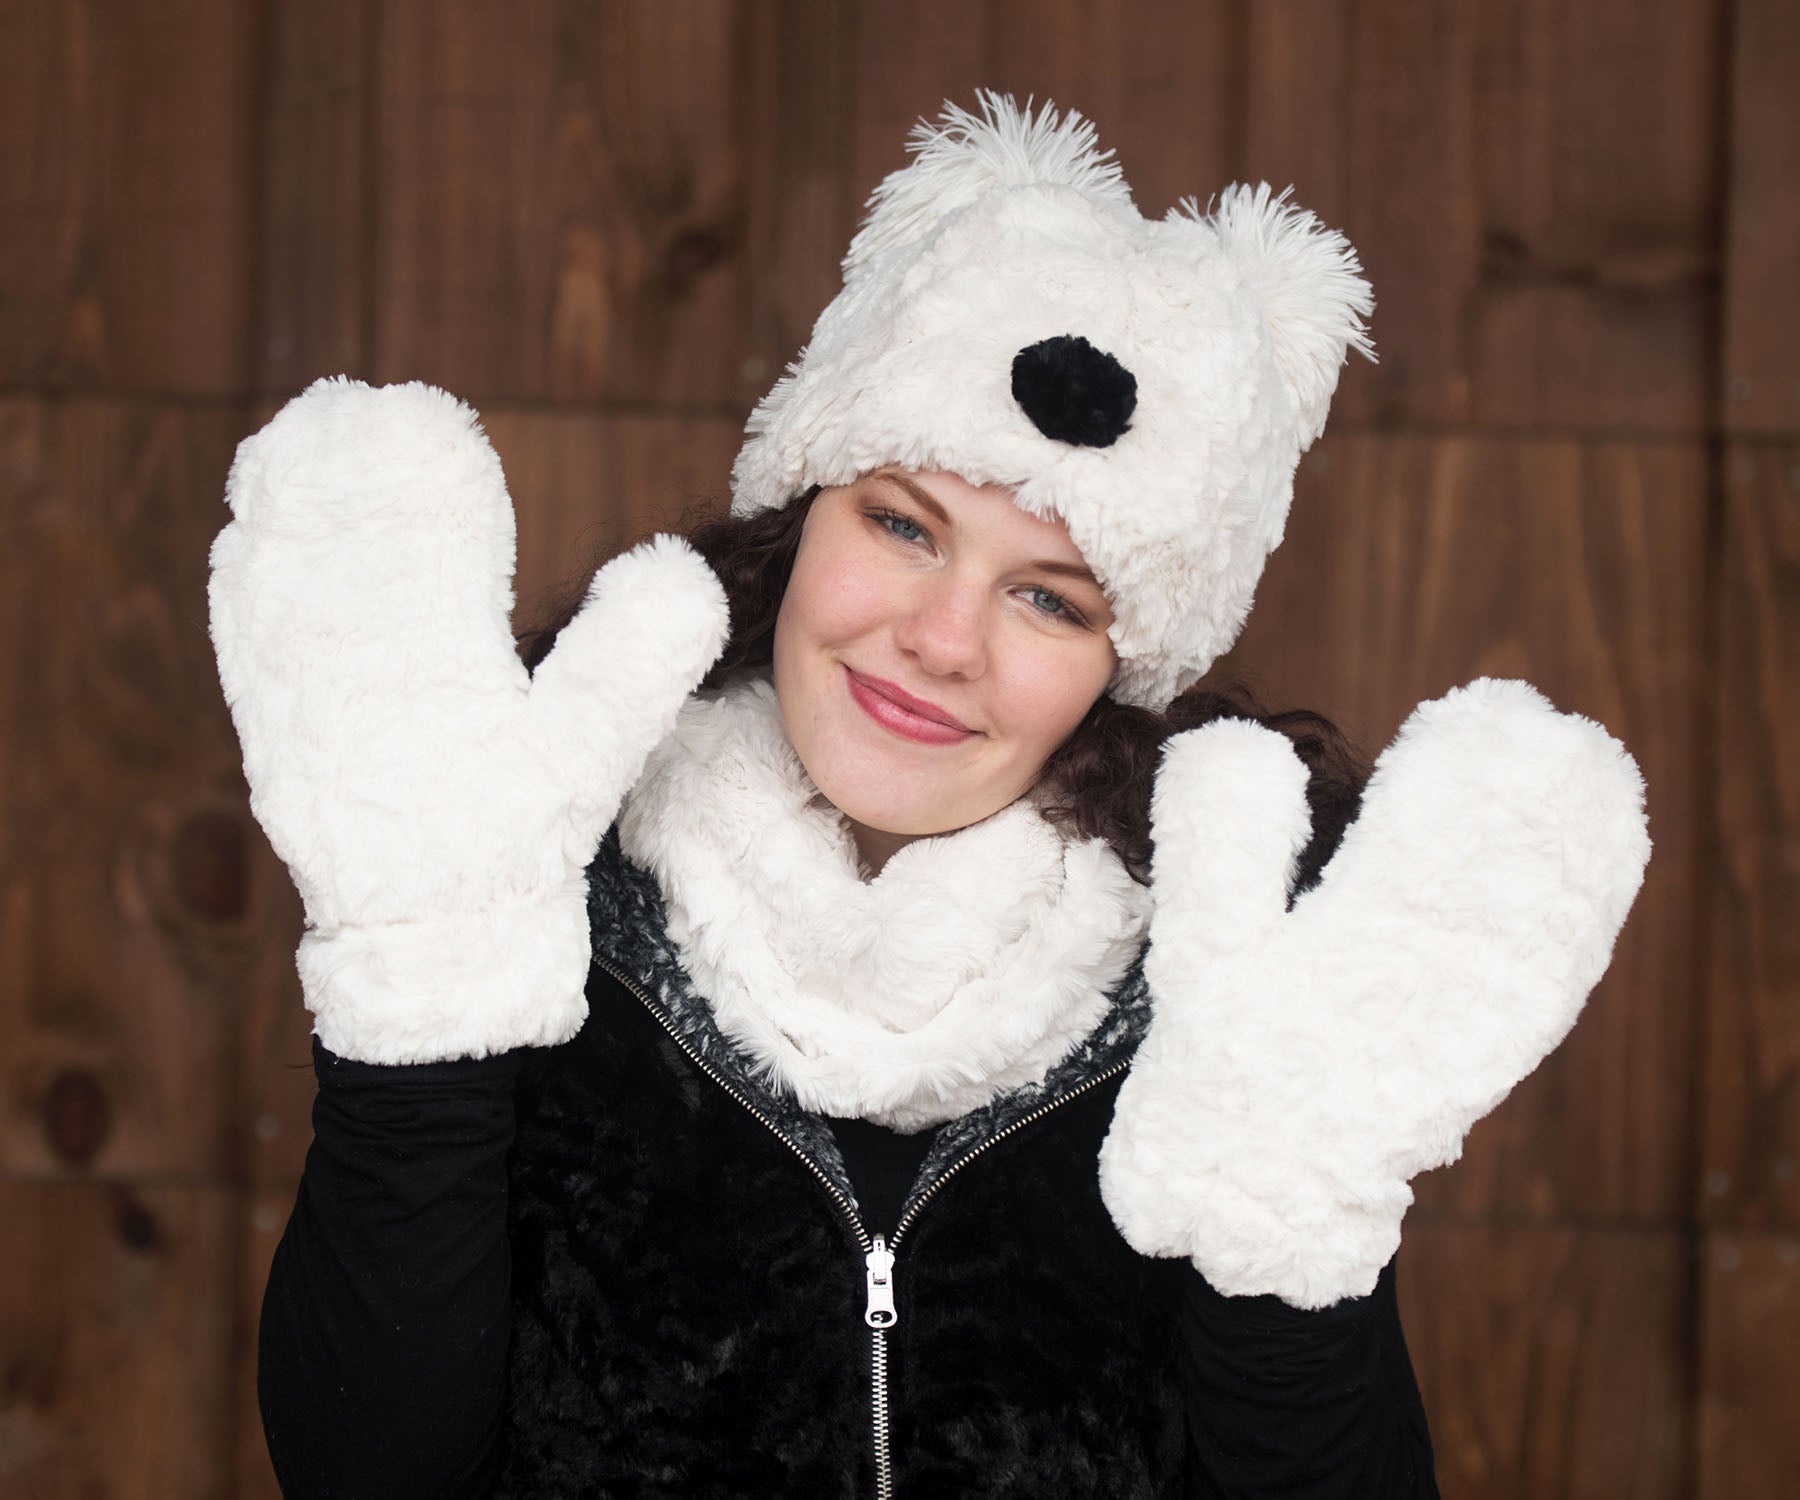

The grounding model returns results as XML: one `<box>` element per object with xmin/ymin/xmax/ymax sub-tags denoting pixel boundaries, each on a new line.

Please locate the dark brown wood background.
<box><xmin>2</xmin><ymin>2</ymin><xmax>1794</xmax><ymax>1495</ymax></box>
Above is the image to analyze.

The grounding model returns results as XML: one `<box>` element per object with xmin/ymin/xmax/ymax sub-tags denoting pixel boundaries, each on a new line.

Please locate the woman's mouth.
<box><xmin>843</xmin><ymin>667</ymin><xmax>975</xmax><ymax>745</ymax></box>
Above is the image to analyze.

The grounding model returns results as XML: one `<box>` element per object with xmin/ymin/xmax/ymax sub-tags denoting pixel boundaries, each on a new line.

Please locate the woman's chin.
<box><xmin>809</xmin><ymin>771</ymin><xmax>964</xmax><ymax>840</ymax></box>
<box><xmin>817</xmin><ymin>776</ymin><xmax>1026</xmax><ymax>852</ymax></box>
<box><xmin>821</xmin><ymin>790</ymin><xmax>956</xmax><ymax>843</ymax></box>
<box><xmin>793</xmin><ymin>715</ymin><xmax>1029</xmax><ymax>850</ymax></box>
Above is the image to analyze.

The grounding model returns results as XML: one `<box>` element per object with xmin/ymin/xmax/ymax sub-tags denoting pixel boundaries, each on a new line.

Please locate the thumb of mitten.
<box><xmin>1149</xmin><ymin>718</ymin><xmax>1315</xmax><ymax>957</ymax></box>
<box><xmin>528</xmin><ymin>534</ymin><xmax>730</xmax><ymax>851</ymax></box>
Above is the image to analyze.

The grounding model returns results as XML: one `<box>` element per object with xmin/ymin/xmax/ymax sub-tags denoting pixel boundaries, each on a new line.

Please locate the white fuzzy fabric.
<box><xmin>618</xmin><ymin>677</ymin><xmax>1151</xmax><ymax>1132</ymax></box>
<box><xmin>209</xmin><ymin>377</ymin><xmax>730</xmax><ymax>1064</ymax></box>
<box><xmin>731</xmin><ymin>93</ymin><xmax>1373</xmax><ymax>710</ymax></box>
<box><xmin>1098</xmin><ymin>679</ymin><xmax>1651</xmax><ymax>1309</ymax></box>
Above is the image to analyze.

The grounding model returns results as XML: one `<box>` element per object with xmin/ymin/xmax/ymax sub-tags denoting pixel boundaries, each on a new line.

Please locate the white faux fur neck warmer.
<box><xmin>617</xmin><ymin>676</ymin><xmax>1150</xmax><ymax>1132</ymax></box>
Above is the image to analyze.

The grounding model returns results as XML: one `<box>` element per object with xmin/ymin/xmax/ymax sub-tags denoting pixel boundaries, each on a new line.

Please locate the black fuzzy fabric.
<box><xmin>494</xmin><ymin>832</ymin><xmax>1185</xmax><ymax>1498</ymax></box>
<box><xmin>890</xmin><ymin>1084</ymin><xmax>1189</xmax><ymax>1499</ymax></box>
<box><xmin>1011</xmin><ymin>333</ymin><xmax>1139</xmax><ymax>447</ymax></box>
<box><xmin>256</xmin><ymin>817</ymin><xmax>1438</xmax><ymax>1498</ymax></box>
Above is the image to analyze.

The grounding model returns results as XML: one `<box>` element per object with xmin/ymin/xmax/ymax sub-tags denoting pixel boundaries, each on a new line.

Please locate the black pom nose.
<box><xmin>1011</xmin><ymin>335</ymin><xmax>1137</xmax><ymax>448</ymax></box>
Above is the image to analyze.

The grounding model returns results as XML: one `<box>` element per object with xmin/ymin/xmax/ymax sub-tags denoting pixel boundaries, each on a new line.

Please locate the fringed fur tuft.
<box><xmin>845</xmin><ymin>91</ymin><xmax>1132</xmax><ymax>280</ymax></box>
<box><xmin>1185</xmin><ymin>184</ymin><xmax>1375</xmax><ymax>446</ymax></box>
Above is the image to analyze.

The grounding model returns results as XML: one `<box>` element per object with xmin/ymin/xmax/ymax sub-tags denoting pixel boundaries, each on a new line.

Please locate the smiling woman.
<box><xmin>522</xmin><ymin>473</ymin><xmax>1366</xmax><ymax>889</ymax></box>
<box><xmin>231</xmin><ymin>94</ymin><xmax>1648</xmax><ymax>1500</ymax></box>
<box><xmin>773</xmin><ymin>470</ymin><xmax>1117</xmax><ymax>869</ymax></box>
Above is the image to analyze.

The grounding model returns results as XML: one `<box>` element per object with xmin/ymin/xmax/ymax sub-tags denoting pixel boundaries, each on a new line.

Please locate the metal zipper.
<box><xmin>864</xmin><ymin>1065</ymin><xmax>1130</xmax><ymax>1499</ymax></box>
<box><xmin>593</xmin><ymin>950</ymin><xmax>1130</xmax><ymax>1500</ymax></box>
<box><xmin>889</xmin><ymin>1060</ymin><xmax>1132</xmax><ymax>1256</ymax></box>
<box><xmin>591</xmin><ymin>953</ymin><xmax>868</xmax><ymax>1243</ymax></box>
<box><xmin>866</xmin><ymin>1235</ymin><xmax>896</xmax><ymax>1500</ymax></box>
<box><xmin>591</xmin><ymin>954</ymin><xmax>897</xmax><ymax>1497</ymax></box>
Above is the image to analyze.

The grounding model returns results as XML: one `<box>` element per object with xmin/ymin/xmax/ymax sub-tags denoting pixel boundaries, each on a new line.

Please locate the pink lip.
<box><xmin>843</xmin><ymin>667</ymin><xmax>975</xmax><ymax>745</ymax></box>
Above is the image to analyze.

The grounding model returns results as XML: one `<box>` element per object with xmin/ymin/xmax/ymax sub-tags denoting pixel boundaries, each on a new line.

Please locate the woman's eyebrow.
<box><xmin>1032</xmin><ymin>558</ymin><xmax>1101</xmax><ymax>583</ymax></box>
<box><xmin>872</xmin><ymin>472</ymin><xmax>952</xmax><ymax>525</ymax></box>
<box><xmin>875</xmin><ymin>474</ymin><xmax>1100</xmax><ymax>582</ymax></box>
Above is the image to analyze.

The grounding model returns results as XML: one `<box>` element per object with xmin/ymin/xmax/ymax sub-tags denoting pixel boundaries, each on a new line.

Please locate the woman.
<box><xmin>216</xmin><ymin>98</ymin><xmax>1648</xmax><ymax>1498</ymax></box>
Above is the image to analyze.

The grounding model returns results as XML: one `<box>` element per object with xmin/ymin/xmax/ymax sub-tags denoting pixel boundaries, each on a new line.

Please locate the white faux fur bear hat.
<box><xmin>730</xmin><ymin>92</ymin><xmax>1374</xmax><ymax>710</ymax></box>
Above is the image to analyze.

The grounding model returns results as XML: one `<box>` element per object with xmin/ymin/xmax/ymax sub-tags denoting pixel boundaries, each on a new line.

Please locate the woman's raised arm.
<box><xmin>211</xmin><ymin>378</ymin><xmax>729</xmax><ymax>1493</ymax></box>
<box><xmin>209</xmin><ymin>377</ymin><xmax>728</xmax><ymax>1068</ymax></box>
<box><xmin>1179</xmin><ymin>1258</ymin><xmax>1438</xmax><ymax>1498</ymax></box>
<box><xmin>258</xmin><ymin>1042</ymin><xmax>526</xmax><ymax>1499</ymax></box>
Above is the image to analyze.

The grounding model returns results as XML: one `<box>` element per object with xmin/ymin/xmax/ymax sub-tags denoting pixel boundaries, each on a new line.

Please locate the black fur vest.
<box><xmin>493</xmin><ymin>832</ymin><xmax>1188</xmax><ymax>1498</ymax></box>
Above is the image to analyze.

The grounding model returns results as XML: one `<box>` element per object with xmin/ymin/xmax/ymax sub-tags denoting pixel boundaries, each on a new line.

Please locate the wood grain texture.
<box><xmin>0</xmin><ymin>0</ymin><xmax>256</xmax><ymax>394</ymax></box>
<box><xmin>0</xmin><ymin>399</ymin><xmax>255</xmax><ymax>1178</ymax></box>
<box><xmin>1721</xmin><ymin>0</ymin><xmax>1800</xmax><ymax>434</ymax></box>
<box><xmin>254</xmin><ymin>0</ymin><xmax>374</xmax><ymax>394</ymax></box>
<box><xmin>1239</xmin><ymin>0</ymin><xmax>1372</xmax><ymax>420</ymax></box>
<box><xmin>374</xmin><ymin>0</ymin><xmax>755</xmax><ymax>405</ymax></box>
<box><xmin>739</xmin><ymin>0</ymin><xmax>857</xmax><ymax>400</ymax></box>
<box><xmin>231</xmin><ymin>1187</ymin><xmax>294</xmax><ymax>1500</ymax></box>
<box><xmin>847</xmin><ymin>0</ymin><xmax>991</xmax><ymax>207</ymax></box>
<box><xmin>483</xmin><ymin>407</ymin><xmax>746</xmax><ymax>615</ymax></box>
<box><xmin>1275</xmin><ymin>0</ymin><xmax>1721</xmax><ymax>434</ymax></box>
<box><xmin>0</xmin><ymin>1180</ymin><xmax>235</xmax><ymax>1499</ymax></box>
<box><xmin>232</xmin><ymin>854</ymin><xmax>310</xmax><ymax>1192</ymax></box>
<box><xmin>983</xmin><ymin>0</ymin><xmax>1238</xmax><ymax>211</ymax></box>
<box><xmin>847</xmin><ymin>1</ymin><xmax>1236</xmax><ymax>223</ymax></box>
<box><xmin>1222</xmin><ymin>434</ymin><xmax>1707</xmax><ymax>1222</ymax></box>
<box><xmin>1702</xmin><ymin>444</ymin><xmax>1800</xmax><ymax>1228</ymax></box>
<box><xmin>1242</xmin><ymin>0</ymin><xmax>1350</xmax><ymax>225</ymax></box>
<box><xmin>1697</xmin><ymin>1232</ymin><xmax>1800</xmax><ymax>1497</ymax></box>
<box><xmin>1398</xmin><ymin>1225</ymin><xmax>1687</xmax><ymax>1500</ymax></box>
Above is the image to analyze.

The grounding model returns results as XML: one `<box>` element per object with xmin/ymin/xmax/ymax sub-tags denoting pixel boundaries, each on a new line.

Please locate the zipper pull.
<box><xmin>864</xmin><ymin>1236</ymin><xmax>897</xmax><ymax>1328</ymax></box>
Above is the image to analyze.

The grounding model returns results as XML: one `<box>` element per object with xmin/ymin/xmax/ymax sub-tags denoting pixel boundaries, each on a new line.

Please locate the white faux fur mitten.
<box><xmin>1098</xmin><ymin>679</ymin><xmax>1650</xmax><ymax>1309</ymax></box>
<box><xmin>209</xmin><ymin>378</ymin><xmax>729</xmax><ymax>1064</ymax></box>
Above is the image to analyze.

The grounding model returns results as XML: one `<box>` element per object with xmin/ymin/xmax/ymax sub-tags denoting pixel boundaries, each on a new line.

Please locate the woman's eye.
<box><xmin>872</xmin><ymin>508</ymin><xmax>926</xmax><ymax>543</ymax></box>
<box><xmin>1025</xmin><ymin>586</ymin><xmax>1085</xmax><ymax>625</ymax></box>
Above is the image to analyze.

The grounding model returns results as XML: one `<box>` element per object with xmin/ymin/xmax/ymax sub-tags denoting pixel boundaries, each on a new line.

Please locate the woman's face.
<box><xmin>772</xmin><ymin>469</ymin><xmax>1117</xmax><ymax>870</ymax></box>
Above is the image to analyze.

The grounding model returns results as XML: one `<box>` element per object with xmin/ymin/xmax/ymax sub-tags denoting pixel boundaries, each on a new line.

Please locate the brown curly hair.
<box><xmin>519</xmin><ymin>490</ymin><xmax>1368</xmax><ymax>890</ymax></box>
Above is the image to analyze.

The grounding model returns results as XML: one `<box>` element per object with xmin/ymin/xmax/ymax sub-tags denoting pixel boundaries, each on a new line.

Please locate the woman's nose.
<box><xmin>892</xmin><ymin>574</ymin><xmax>988</xmax><ymax>678</ymax></box>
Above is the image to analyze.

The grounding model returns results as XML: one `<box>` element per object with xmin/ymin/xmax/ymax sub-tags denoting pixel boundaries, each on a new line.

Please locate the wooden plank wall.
<box><xmin>1</xmin><ymin>2</ymin><xmax>1792</xmax><ymax>1494</ymax></box>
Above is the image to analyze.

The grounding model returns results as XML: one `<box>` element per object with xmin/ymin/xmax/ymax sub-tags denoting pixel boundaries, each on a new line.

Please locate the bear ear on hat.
<box><xmin>1173</xmin><ymin>184</ymin><xmax>1375</xmax><ymax>447</ymax></box>
<box><xmin>843</xmin><ymin>90</ymin><xmax>1135</xmax><ymax>284</ymax></box>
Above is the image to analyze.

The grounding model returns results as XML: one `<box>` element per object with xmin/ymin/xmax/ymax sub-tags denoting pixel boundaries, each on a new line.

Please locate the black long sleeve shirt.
<box><xmin>259</xmin><ymin>1039</ymin><xmax>1436</xmax><ymax>1499</ymax></box>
